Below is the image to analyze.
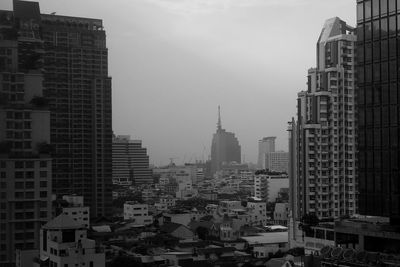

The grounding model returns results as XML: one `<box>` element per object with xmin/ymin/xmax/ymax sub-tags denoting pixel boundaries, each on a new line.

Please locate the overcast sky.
<box><xmin>1</xmin><ymin>0</ymin><xmax>356</xmax><ymax>166</ymax></box>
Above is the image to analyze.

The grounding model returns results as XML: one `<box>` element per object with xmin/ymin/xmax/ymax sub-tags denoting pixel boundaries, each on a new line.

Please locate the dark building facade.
<box><xmin>0</xmin><ymin>1</ymin><xmax>53</xmax><ymax>264</ymax></box>
<box><xmin>112</xmin><ymin>135</ymin><xmax>153</xmax><ymax>185</ymax></box>
<box><xmin>357</xmin><ymin>0</ymin><xmax>400</xmax><ymax>220</ymax></box>
<box><xmin>40</xmin><ymin>8</ymin><xmax>113</xmax><ymax>217</ymax></box>
<box><xmin>211</xmin><ymin>106</ymin><xmax>241</xmax><ymax>174</ymax></box>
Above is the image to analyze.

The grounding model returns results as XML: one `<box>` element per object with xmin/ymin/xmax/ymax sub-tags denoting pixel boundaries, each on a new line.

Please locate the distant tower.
<box><xmin>211</xmin><ymin>106</ymin><xmax>241</xmax><ymax>174</ymax></box>
<box><xmin>258</xmin><ymin>137</ymin><xmax>276</xmax><ymax>168</ymax></box>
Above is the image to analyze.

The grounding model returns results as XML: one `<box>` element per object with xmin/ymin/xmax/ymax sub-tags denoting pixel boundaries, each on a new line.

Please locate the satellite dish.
<box><xmin>331</xmin><ymin>247</ymin><xmax>343</xmax><ymax>258</ymax></box>
<box><xmin>343</xmin><ymin>249</ymin><xmax>355</xmax><ymax>261</ymax></box>
<box><xmin>320</xmin><ymin>246</ymin><xmax>332</xmax><ymax>258</ymax></box>
<box><xmin>356</xmin><ymin>251</ymin><xmax>367</xmax><ymax>262</ymax></box>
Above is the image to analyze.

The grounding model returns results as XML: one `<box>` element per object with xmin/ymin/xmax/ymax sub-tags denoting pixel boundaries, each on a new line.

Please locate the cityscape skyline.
<box><xmin>0</xmin><ymin>0</ymin><xmax>356</xmax><ymax>166</ymax></box>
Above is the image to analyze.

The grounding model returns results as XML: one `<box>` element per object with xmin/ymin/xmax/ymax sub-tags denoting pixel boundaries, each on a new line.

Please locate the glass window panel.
<box><xmin>366</xmin><ymin>42</ymin><xmax>372</xmax><ymax>61</ymax></box>
<box><xmin>366</xmin><ymin>64</ymin><xmax>373</xmax><ymax>82</ymax></box>
<box><xmin>374</xmin><ymin>85</ymin><xmax>382</xmax><ymax>104</ymax></box>
<box><xmin>389</xmin><ymin>38</ymin><xmax>397</xmax><ymax>58</ymax></box>
<box><xmin>367</xmin><ymin>86</ymin><xmax>373</xmax><ymax>104</ymax></box>
<box><xmin>374</xmin><ymin>63</ymin><xmax>381</xmax><ymax>81</ymax></box>
<box><xmin>398</xmin><ymin>0</ymin><xmax>400</xmax><ymax>10</ymax></box>
<box><xmin>398</xmin><ymin>14</ymin><xmax>400</xmax><ymax>33</ymax></box>
<box><xmin>389</xmin><ymin>0</ymin><xmax>396</xmax><ymax>12</ymax></box>
<box><xmin>374</xmin><ymin>128</ymin><xmax>382</xmax><ymax>148</ymax></box>
<box><xmin>390</xmin><ymin>106</ymin><xmax>398</xmax><ymax>125</ymax></box>
<box><xmin>366</xmin><ymin>0</ymin><xmax>372</xmax><ymax>19</ymax></box>
<box><xmin>383</xmin><ymin>106</ymin><xmax>389</xmax><ymax>125</ymax></box>
<box><xmin>383</xmin><ymin>128</ymin><xmax>390</xmax><ymax>148</ymax></box>
<box><xmin>382</xmin><ymin>84</ymin><xmax>390</xmax><ymax>104</ymax></box>
<box><xmin>391</xmin><ymin>127</ymin><xmax>398</xmax><ymax>147</ymax></box>
<box><xmin>390</xmin><ymin>60</ymin><xmax>397</xmax><ymax>80</ymax></box>
<box><xmin>358</xmin><ymin>24</ymin><xmax>365</xmax><ymax>42</ymax></box>
<box><xmin>359</xmin><ymin>107</ymin><xmax>366</xmax><ymax>126</ymax></box>
<box><xmin>373</xmin><ymin>0</ymin><xmax>380</xmax><ymax>17</ymax></box>
<box><xmin>382</xmin><ymin>62</ymin><xmax>389</xmax><ymax>81</ymax></box>
<box><xmin>381</xmin><ymin>18</ymin><xmax>388</xmax><ymax>37</ymax></box>
<box><xmin>366</xmin><ymin>22</ymin><xmax>372</xmax><ymax>40</ymax></box>
<box><xmin>359</xmin><ymin>44</ymin><xmax>365</xmax><ymax>63</ymax></box>
<box><xmin>381</xmin><ymin>39</ymin><xmax>388</xmax><ymax>60</ymax></box>
<box><xmin>373</xmin><ymin>20</ymin><xmax>380</xmax><ymax>39</ymax></box>
<box><xmin>359</xmin><ymin>86</ymin><xmax>366</xmax><ymax>105</ymax></box>
<box><xmin>375</xmin><ymin>150</ymin><xmax>382</xmax><ymax>169</ymax></box>
<box><xmin>373</xmin><ymin>41</ymin><xmax>380</xmax><ymax>60</ymax></box>
<box><xmin>374</xmin><ymin>106</ymin><xmax>382</xmax><ymax>126</ymax></box>
<box><xmin>358</xmin><ymin>66</ymin><xmax>365</xmax><ymax>83</ymax></box>
<box><xmin>367</xmin><ymin>108</ymin><xmax>374</xmax><ymax>126</ymax></box>
<box><xmin>382</xmin><ymin>0</ymin><xmax>388</xmax><ymax>14</ymax></box>
<box><xmin>358</xmin><ymin>2</ymin><xmax>365</xmax><ymax>21</ymax></box>
<box><xmin>389</xmin><ymin>16</ymin><xmax>397</xmax><ymax>35</ymax></box>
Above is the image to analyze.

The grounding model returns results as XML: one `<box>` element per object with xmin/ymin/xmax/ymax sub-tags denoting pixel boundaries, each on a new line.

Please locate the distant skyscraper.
<box><xmin>0</xmin><ymin>1</ymin><xmax>52</xmax><ymax>264</ymax></box>
<box><xmin>258</xmin><ymin>137</ymin><xmax>276</xmax><ymax>168</ymax></box>
<box><xmin>40</xmin><ymin>5</ymin><xmax>113</xmax><ymax>217</ymax></box>
<box><xmin>112</xmin><ymin>135</ymin><xmax>153</xmax><ymax>185</ymax></box>
<box><xmin>356</xmin><ymin>0</ymin><xmax>400</xmax><ymax>221</ymax></box>
<box><xmin>293</xmin><ymin>17</ymin><xmax>357</xmax><ymax>220</ymax></box>
<box><xmin>211</xmin><ymin>106</ymin><xmax>241</xmax><ymax>174</ymax></box>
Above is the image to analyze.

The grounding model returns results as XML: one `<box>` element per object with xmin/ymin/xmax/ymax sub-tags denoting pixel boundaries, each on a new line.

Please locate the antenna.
<box><xmin>217</xmin><ymin>105</ymin><xmax>221</xmax><ymax>130</ymax></box>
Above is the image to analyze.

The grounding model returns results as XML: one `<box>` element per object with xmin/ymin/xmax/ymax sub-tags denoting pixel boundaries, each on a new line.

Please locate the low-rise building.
<box><xmin>123</xmin><ymin>202</ymin><xmax>153</xmax><ymax>226</ymax></box>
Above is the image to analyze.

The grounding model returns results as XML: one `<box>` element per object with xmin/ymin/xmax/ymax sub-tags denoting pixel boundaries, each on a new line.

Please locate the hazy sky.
<box><xmin>1</xmin><ymin>0</ymin><xmax>356</xmax><ymax>166</ymax></box>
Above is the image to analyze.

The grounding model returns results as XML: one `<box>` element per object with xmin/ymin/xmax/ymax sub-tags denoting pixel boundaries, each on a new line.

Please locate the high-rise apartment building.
<box><xmin>211</xmin><ymin>106</ymin><xmax>241</xmax><ymax>174</ymax></box>
<box><xmin>39</xmin><ymin>5</ymin><xmax>113</xmax><ymax>217</ymax></box>
<box><xmin>112</xmin><ymin>135</ymin><xmax>153</xmax><ymax>185</ymax></box>
<box><xmin>294</xmin><ymin>17</ymin><xmax>357</xmax><ymax>220</ymax></box>
<box><xmin>0</xmin><ymin>1</ymin><xmax>52</xmax><ymax>264</ymax></box>
<box><xmin>356</xmin><ymin>0</ymin><xmax>400</xmax><ymax>221</ymax></box>
<box><xmin>257</xmin><ymin>137</ymin><xmax>276</xmax><ymax>168</ymax></box>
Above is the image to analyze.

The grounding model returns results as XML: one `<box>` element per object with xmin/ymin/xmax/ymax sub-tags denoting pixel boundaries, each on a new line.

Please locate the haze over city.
<box><xmin>0</xmin><ymin>0</ymin><xmax>356</xmax><ymax>166</ymax></box>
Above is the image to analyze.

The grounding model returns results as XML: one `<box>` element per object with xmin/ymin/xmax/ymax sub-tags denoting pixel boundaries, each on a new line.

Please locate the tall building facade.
<box><xmin>40</xmin><ymin>6</ymin><xmax>113</xmax><ymax>217</ymax></box>
<box><xmin>257</xmin><ymin>136</ymin><xmax>276</xmax><ymax>168</ymax></box>
<box><xmin>294</xmin><ymin>18</ymin><xmax>357</xmax><ymax>220</ymax></box>
<box><xmin>264</xmin><ymin>151</ymin><xmax>289</xmax><ymax>172</ymax></box>
<box><xmin>112</xmin><ymin>135</ymin><xmax>153</xmax><ymax>185</ymax></box>
<box><xmin>211</xmin><ymin>106</ymin><xmax>241</xmax><ymax>174</ymax></box>
<box><xmin>0</xmin><ymin>1</ymin><xmax>52</xmax><ymax>264</ymax></box>
<box><xmin>356</xmin><ymin>0</ymin><xmax>400</xmax><ymax>221</ymax></box>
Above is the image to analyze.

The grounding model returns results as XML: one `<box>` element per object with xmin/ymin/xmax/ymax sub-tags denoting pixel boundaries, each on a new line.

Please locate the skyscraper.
<box><xmin>0</xmin><ymin>1</ymin><xmax>52</xmax><ymax>264</ymax></box>
<box><xmin>112</xmin><ymin>135</ymin><xmax>153</xmax><ymax>185</ymax></box>
<box><xmin>40</xmin><ymin>6</ymin><xmax>113</xmax><ymax>217</ymax></box>
<box><xmin>356</xmin><ymin>0</ymin><xmax>400</xmax><ymax>221</ymax></box>
<box><xmin>257</xmin><ymin>136</ymin><xmax>276</xmax><ymax>168</ymax></box>
<box><xmin>293</xmin><ymin>17</ymin><xmax>357</xmax><ymax>220</ymax></box>
<box><xmin>211</xmin><ymin>106</ymin><xmax>241</xmax><ymax>174</ymax></box>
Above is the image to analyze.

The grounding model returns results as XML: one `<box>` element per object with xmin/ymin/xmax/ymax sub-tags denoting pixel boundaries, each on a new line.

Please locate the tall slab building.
<box><xmin>356</xmin><ymin>0</ymin><xmax>400</xmax><ymax>221</ymax></box>
<box><xmin>40</xmin><ymin>6</ymin><xmax>113</xmax><ymax>217</ymax></box>
<box><xmin>257</xmin><ymin>136</ymin><xmax>276</xmax><ymax>168</ymax></box>
<box><xmin>112</xmin><ymin>135</ymin><xmax>153</xmax><ymax>185</ymax></box>
<box><xmin>293</xmin><ymin>18</ymin><xmax>357</xmax><ymax>220</ymax></box>
<box><xmin>211</xmin><ymin>106</ymin><xmax>241</xmax><ymax>174</ymax></box>
<box><xmin>0</xmin><ymin>1</ymin><xmax>53</xmax><ymax>264</ymax></box>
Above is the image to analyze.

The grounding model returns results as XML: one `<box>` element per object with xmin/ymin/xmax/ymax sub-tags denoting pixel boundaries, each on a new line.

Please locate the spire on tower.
<box><xmin>217</xmin><ymin>105</ymin><xmax>222</xmax><ymax>130</ymax></box>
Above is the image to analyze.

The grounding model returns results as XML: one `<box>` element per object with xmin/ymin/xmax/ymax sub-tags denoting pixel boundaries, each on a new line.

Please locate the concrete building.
<box><xmin>257</xmin><ymin>137</ymin><xmax>276</xmax><ymax>168</ymax></box>
<box><xmin>39</xmin><ymin>214</ymin><xmax>105</xmax><ymax>267</ymax></box>
<box><xmin>254</xmin><ymin>174</ymin><xmax>289</xmax><ymax>203</ymax></box>
<box><xmin>0</xmin><ymin>2</ymin><xmax>52</xmax><ymax>264</ymax></box>
<box><xmin>61</xmin><ymin>195</ymin><xmax>90</xmax><ymax>228</ymax></box>
<box><xmin>123</xmin><ymin>202</ymin><xmax>153</xmax><ymax>226</ymax></box>
<box><xmin>211</xmin><ymin>106</ymin><xmax>241</xmax><ymax>174</ymax></box>
<box><xmin>112</xmin><ymin>135</ymin><xmax>152</xmax><ymax>185</ymax></box>
<box><xmin>273</xmin><ymin>203</ymin><xmax>289</xmax><ymax>226</ymax></box>
<box><xmin>264</xmin><ymin>151</ymin><xmax>289</xmax><ymax>173</ymax></box>
<box><xmin>294</xmin><ymin>17</ymin><xmax>357</xmax><ymax>220</ymax></box>
<box><xmin>38</xmin><ymin>5</ymin><xmax>114</xmax><ymax>218</ymax></box>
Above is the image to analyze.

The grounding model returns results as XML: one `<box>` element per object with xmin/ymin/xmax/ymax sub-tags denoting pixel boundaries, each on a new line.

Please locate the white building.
<box><xmin>61</xmin><ymin>195</ymin><xmax>90</xmax><ymax>228</ymax></box>
<box><xmin>264</xmin><ymin>151</ymin><xmax>289</xmax><ymax>173</ymax></box>
<box><xmin>123</xmin><ymin>202</ymin><xmax>153</xmax><ymax>225</ymax></box>
<box><xmin>254</xmin><ymin>174</ymin><xmax>289</xmax><ymax>203</ymax></box>
<box><xmin>293</xmin><ymin>17</ymin><xmax>357</xmax><ymax>220</ymax></box>
<box><xmin>39</xmin><ymin>214</ymin><xmax>105</xmax><ymax>267</ymax></box>
<box><xmin>258</xmin><ymin>137</ymin><xmax>276</xmax><ymax>168</ymax></box>
<box><xmin>273</xmin><ymin>203</ymin><xmax>289</xmax><ymax>226</ymax></box>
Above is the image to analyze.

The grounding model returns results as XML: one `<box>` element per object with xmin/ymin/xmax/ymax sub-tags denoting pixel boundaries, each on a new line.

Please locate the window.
<box><xmin>40</xmin><ymin>191</ymin><xmax>47</xmax><ymax>198</ymax></box>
